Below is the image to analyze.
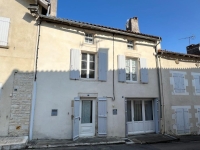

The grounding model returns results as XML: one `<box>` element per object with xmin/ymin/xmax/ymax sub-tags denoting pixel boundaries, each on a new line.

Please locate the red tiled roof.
<box><xmin>39</xmin><ymin>15</ymin><xmax>161</xmax><ymax>40</ymax></box>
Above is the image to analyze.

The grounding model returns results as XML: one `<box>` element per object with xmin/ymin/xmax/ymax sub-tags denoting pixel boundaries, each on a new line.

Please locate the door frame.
<box><xmin>127</xmin><ymin>98</ymin><xmax>156</xmax><ymax>135</ymax></box>
<box><xmin>79</xmin><ymin>98</ymin><xmax>95</xmax><ymax>137</ymax></box>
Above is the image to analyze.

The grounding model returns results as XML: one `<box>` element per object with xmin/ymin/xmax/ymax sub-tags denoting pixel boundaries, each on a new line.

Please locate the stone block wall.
<box><xmin>8</xmin><ymin>73</ymin><xmax>34</xmax><ymax>136</ymax></box>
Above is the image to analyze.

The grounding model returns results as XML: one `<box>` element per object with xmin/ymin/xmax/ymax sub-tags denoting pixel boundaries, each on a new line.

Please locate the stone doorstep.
<box><xmin>0</xmin><ymin>136</ymin><xmax>28</xmax><ymax>150</ymax></box>
<box><xmin>28</xmin><ymin>140</ymin><xmax>126</xmax><ymax>149</ymax></box>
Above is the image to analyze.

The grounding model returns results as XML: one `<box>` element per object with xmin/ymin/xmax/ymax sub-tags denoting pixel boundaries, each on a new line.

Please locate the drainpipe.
<box><xmin>154</xmin><ymin>38</ymin><xmax>162</xmax><ymax>133</ymax></box>
<box><xmin>29</xmin><ymin>20</ymin><xmax>41</xmax><ymax>141</ymax></box>
<box><xmin>112</xmin><ymin>33</ymin><xmax>115</xmax><ymax>100</ymax></box>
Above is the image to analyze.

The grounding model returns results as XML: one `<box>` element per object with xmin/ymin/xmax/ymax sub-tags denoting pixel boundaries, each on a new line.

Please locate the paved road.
<box><xmin>27</xmin><ymin>141</ymin><xmax>200</xmax><ymax>150</ymax></box>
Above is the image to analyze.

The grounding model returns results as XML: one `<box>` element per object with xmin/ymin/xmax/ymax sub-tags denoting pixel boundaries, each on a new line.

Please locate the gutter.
<box><xmin>29</xmin><ymin>20</ymin><xmax>41</xmax><ymax>141</ymax></box>
<box><xmin>154</xmin><ymin>38</ymin><xmax>162</xmax><ymax>133</ymax></box>
<box><xmin>39</xmin><ymin>15</ymin><xmax>161</xmax><ymax>42</ymax></box>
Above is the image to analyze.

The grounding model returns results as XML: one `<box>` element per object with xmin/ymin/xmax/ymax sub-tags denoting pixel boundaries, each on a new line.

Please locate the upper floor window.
<box><xmin>127</xmin><ymin>40</ymin><xmax>134</xmax><ymax>49</ymax></box>
<box><xmin>170</xmin><ymin>71</ymin><xmax>188</xmax><ymax>95</ymax></box>
<box><xmin>81</xmin><ymin>53</ymin><xmax>95</xmax><ymax>79</ymax></box>
<box><xmin>0</xmin><ymin>17</ymin><xmax>10</xmax><ymax>47</ymax></box>
<box><xmin>126</xmin><ymin>58</ymin><xmax>138</xmax><ymax>81</ymax></box>
<box><xmin>85</xmin><ymin>33</ymin><xmax>93</xmax><ymax>44</ymax></box>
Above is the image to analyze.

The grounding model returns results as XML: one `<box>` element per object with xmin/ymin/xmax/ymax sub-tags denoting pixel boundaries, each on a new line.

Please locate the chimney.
<box><xmin>186</xmin><ymin>43</ymin><xmax>200</xmax><ymax>55</ymax></box>
<box><xmin>50</xmin><ymin>0</ymin><xmax>57</xmax><ymax>17</ymax></box>
<box><xmin>126</xmin><ymin>17</ymin><xmax>140</xmax><ymax>33</ymax></box>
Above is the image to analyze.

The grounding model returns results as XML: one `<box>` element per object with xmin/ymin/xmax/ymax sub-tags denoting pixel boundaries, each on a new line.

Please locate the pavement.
<box><xmin>0</xmin><ymin>136</ymin><xmax>28</xmax><ymax>150</ymax></box>
<box><xmin>1</xmin><ymin>134</ymin><xmax>200</xmax><ymax>149</ymax></box>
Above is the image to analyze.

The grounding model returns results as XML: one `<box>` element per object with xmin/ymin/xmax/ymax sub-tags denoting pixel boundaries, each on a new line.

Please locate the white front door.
<box><xmin>127</xmin><ymin>100</ymin><xmax>155</xmax><ymax>135</ymax></box>
<box><xmin>79</xmin><ymin>99</ymin><xmax>95</xmax><ymax>137</ymax></box>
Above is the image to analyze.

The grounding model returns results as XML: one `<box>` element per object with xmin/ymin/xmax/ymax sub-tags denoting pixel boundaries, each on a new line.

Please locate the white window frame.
<box><xmin>192</xmin><ymin>72</ymin><xmax>200</xmax><ymax>95</ymax></box>
<box><xmin>85</xmin><ymin>33</ymin><xmax>93</xmax><ymax>44</ymax></box>
<box><xmin>170</xmin><ymin>71</ymin><xmax>188</xmax><ymax>95</ymax></box>
<box><xmin>127</xmin><ymin>40</ymin><xmax>134</xmax><ymax>49</ymax></box>
<box><xmin>81</xmin><ymin>53</ymin><xmax>95</xmax><ymax>79</ymax></box>
<box><xmin>126</xmin><ymin>58</ymin><xmax>138</xmax><ymax>82</ymax></box>
<box><xmin>0</xmin><ymin>17</ymin><xmax>10</xmax><ymax>48</ymax></box>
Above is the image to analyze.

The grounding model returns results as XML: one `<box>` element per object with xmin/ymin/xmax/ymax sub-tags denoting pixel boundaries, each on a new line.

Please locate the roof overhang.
<box><xmin>39</xmin><ymin>15</ymin><xmax>161</xmax><ymax>42</ymax></box>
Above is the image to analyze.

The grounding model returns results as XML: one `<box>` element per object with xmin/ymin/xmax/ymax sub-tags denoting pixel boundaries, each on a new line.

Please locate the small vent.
<box><xmin>51</xmin><ymin>109</ymin><xmax>58</xmax><ymax>116</ymax></box>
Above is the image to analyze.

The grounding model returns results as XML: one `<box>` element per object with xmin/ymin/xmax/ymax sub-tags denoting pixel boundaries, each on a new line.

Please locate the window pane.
<box><xmin>134</xmin><ymin>101</ymin><xmax>142</xmax><ymax>121</ymax></box>
<box><xmin>145</xmin><ymin>101</ymin><xmax>153</xmax><ymax>121</ymax></box>
<box><xmin>132</xmin><ymin>60</ymin><xmax>136</xmax><ymax>67</ymax></box>
<box><xmin>126</xmin><ymin>73</ymin><xmax>130</xmax><ymax>80</ymax></box>
<box><xmin>90</xmin><ymin>54</ymin><xmax>95</xmax><ymax>61</ymax></box>
<box><xmin>81</xmin><ymin>61</ymin><xmax>87</xmax><ymax>69</ymax></box>
<box><xmin>89</xmin><ymin>71</ymin><xmax>95</xmax><ymax>78</ymax></box>
<box><xmin>132</xmin><ymin>74</ymin><xmax>137</xmax><ymax>81</ymax></box>
<box><xmin>81</xmin><ymin>70</ymin><xmax>87</xmax><ymax>78</ymax></box>
<box><xmin>127</xmin><ymin>101</ymin><xmax>132</xmax><ymax>122</ymax></box>
<box><xmin>82</xmin><ymin>53</ymin><xmax>87</xmax><ymax>60</ymax></box>
<box><xmin>126</xmin><ymin>66</ymin><xmax>130</xmax><ymax>73</ymax></box>
<box><xmin>132</xmin><ymin>67</ymin><xmax>136</xmax><ymax>74</ymax></box>
<box><xmin>81</xmin><ymin>100</ymin><xmax>92</xmax><ymax>123</ymax></box>
<box><xmin>126</xmin><ymin>59</ymin><xmax>130</xmax><ymax>66</ymax></box>
<box><xmin>90</xmin><ymin>62</ymin><xmax>95</xmax><ymax>70</ymax></box>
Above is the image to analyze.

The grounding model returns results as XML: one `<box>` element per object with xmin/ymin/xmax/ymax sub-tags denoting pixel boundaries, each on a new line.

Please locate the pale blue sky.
<box><xmin>57</xmin><ymin>0</ymin><xmax>200</xmax><ymax>53</ymax></box>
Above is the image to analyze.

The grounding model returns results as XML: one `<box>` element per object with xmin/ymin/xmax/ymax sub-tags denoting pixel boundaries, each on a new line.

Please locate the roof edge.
<box><xmin>38</xmin><ymin>14</ymin><xmax>161</xmax><ymax>41</ymax></box>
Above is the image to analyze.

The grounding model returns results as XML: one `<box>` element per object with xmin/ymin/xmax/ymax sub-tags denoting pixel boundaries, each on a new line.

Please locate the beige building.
<box><xmin>0</xmin><ymin>0</ymin><xmax>57</xmax><ymax>137</ymax></box>
<box><xmin>157</xmin><ymin>49</ymin><xmax>200</xmax><ymax>135</ymax></box>
<box><xmin>32</xmin><ymin>15</ymin><xmax>162</xmax><ymax>140</ymax></box>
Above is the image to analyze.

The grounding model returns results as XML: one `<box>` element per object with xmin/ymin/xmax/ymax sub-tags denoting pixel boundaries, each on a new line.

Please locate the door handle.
<box><xmin>79</xmin><ymin>117</ymin><xmax>80</xmax><ymax>121</ymax></box>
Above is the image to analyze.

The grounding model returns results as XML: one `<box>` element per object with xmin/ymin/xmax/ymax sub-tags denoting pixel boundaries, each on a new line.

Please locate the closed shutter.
<box><xmin>198</xmin><ymin>108</ymin><xmax>200</xmax><ymax>123</ymax></box>
<box><xmin>173</xmin><ymin>73</ymin><xmax>181</xmax><ymax>93</ymax></box>
<box><xmin>70</xmin><ymin>49</ymin><xmax>80</xmax><ymax>80</ymax></box>
<box><xmin>176</xmin><ymin>108</ymin><xmax>184</xmax><ymax>134</ymax></box>
<box><xmin>179</xmin><ymin>74</ymin><xmax>186</xmax><ymax>93</ymax></box>
<box><xmin>0</xmin><ymin>17</ymin><xmax>10</xmax><ymax>46</ymax></box>
<box><xmin>98</xmin><ymin>97</ymin><xmax>107</xmax><ymax>136</ymax></box>
<box><xmin>73</xmin><ymin>97</ymin><xmax>80</xmax><ymax>141</ymax></box>
<box><xmin>183</xmin><ymin>108</ymin><xmax>190</xmax><ymax>134</ymax></box>
<box><xmin>194</xmin><ymin>75</ymin><xmax>200</xmax><ymax>93</ymax></box>
<box><xmin>140</xmin><ymin>58</ymin><xmax>148</xmax><ymax>84</ymax></box>
<box><xmin>118</xmin><ymin>55</ymin><xmax>126</xmax><ymax>82</ymax></box>
<box><xmin>98</xmin><ymin>49</ymin><xmax>108</xmax><ymax>81</ymax></box>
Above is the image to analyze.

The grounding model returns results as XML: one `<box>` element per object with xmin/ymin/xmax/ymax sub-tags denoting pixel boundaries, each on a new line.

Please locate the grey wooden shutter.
<box><xmin>98</xmin><ymin>49</ymin><xmax>108</xmax><ymax>81</ymax></box>
<box><xmin>73</xmin><ymin>97</ymin><xmax>80</xmax><ymax>141</ymax></box>
<box><xmin>180</xmin><ymin>74</ymin><xmax>185</xmax><ymax>93</ymax></box>
<box><xmin>198</xmin><ymin>108</ymin><xmax>200</xmax><ymax>123</ymax></box>
<box><xmin>70</xmin><ymin>49</ymin><xmax>80</xmax><ymax>80</ymax></box>
<box><xmin>173</xmin><ymin>73</ymin><xmax>180</xmax><ymax>93</ymax></box>
<box><xmin>183</xmin><ymin>108</ymin><xmax>190</xmax><ymax>134</ymax></box>
<box><xmin>176</xmin><ymin>108</ymin><xmax>184</xmax><ymax>134</ymax></box>
<box><xmin>118</xmin><ymin>55</ymin><xmax>126</xmax><ymax>82</ymax></box>
<box><xmin>194</xmin><ymin>75</ymin><xmax>200</xmax><ymax>93</ymax></box>
<box><xmin>140</xmin><ymin>58</ymin><xmax>148</xmax><ymax>84</ymax></box>
<box><xmin>0</xmin><ymin>17</ymin><xmax>10</xmax><ymax>46</ymax></box>
<box><xmin>98</xmin><ymin>97</ymin><xmax>107</xmax><ymax>136</ymax></box>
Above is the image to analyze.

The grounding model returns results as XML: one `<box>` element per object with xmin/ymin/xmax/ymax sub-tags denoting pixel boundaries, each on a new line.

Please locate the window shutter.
<box><xmin>198</xmin><ymin>108</ymin><xmax>200</xmax><ymax>123</ymax></box>
<box><xmin>98</xmin><ymin>49</ymin><xmax>108</xmax><ymax>81</ymax></box>
<box><xmin>73</xmin><ymin>97</ymin><xmax>80</xmax><ymax>141</ymax></box>
<box><xmin>0</xmin><ymin>17</ymin><xmax>10</xmax><ymax>46</ymax></box>
<box><xmin>176</xmin><ymin>108</ymin><xmax>184</xmax><ymax>134</ymax></box>
<box><xmin>98</xmin><ymin>97</ymin><xmax>107</xmax><ymax>136</ymax></box>
<box><xmin>140</xmin><ymin>58</ymin><xmax>148</xmax><ymax>84</ymax></box>
<box><xmin>179</xmin><ymin>74</ymin><xmax>185</xmax><ymax>93</ymax></box>
<box><xmin>70</xmin><ymin>49</ymin><xmax>80</xmax><ymax>80</ymax></box>
<box><xmin>173</xmin><ymin>73</ymin><xmax>180</xmax><ymax>93</ymax></box>
<box><xmin>194</xmin><ymin>75</ymin><xmax>200</xmax><ymax>93</ymax></box>
<box><xmin>183</xmin><ymin>108</ymin><xmax>190</xmax><ymax>134</ymax></box>
<box><xmin>118</xmin><ymin>55</ymin><xmax>126</xmax><ymax>82</ymax></box>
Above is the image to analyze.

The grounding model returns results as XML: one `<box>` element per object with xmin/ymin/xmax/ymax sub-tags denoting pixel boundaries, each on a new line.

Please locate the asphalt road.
<box><xmin>27</xmin><ymin>141</ymin><xmax>200</xmax><ymax>150</ymax></box>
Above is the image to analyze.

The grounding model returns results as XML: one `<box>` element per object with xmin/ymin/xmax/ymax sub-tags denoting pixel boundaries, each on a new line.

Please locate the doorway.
<box><xmin>79</xmin><ymin>99</ymin><xmax>95</xmax><ymax>137</ymax></box>
<box><xmin>127</xmin><ymin>99</ymin><xmax>155</xmax><ymax>135</ymax></box>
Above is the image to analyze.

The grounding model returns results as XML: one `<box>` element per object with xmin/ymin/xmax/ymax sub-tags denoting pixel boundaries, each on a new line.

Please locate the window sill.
<box><xmin>82</xmin><ymin>42</ymin><xmax>96</xmax><ymax>48</ymax></box>
<box><xmin>80</xmin><ymin>78</ymin><xmax>98</xmax><ymax>82</ymax></box>
<box><xmin>172</xmin><ymin>92</ymin><xmax>189</xmax><ymax>95</ymax></box>
<box><xmin>194</xmin><ymin>93</ymin><xmax>200</xmax><ymax>96</ymax></box>
<box><xmin>0</xmin><ymin>45</ymin><xmax>9</xmax><ymax>49</ymax></box>
<box><xmin>126</xmin><ymin>81</ymin><xmax>139</xmax><ymax>84</ymax></box>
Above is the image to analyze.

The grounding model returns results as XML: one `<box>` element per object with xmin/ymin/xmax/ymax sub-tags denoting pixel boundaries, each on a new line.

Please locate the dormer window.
<box><xmin>85</xmin><ymin>33</ymin><xmax>93</xmax><ymax>44</ymax></box>
<box><xmin>127</xmin><ymin>40</ymin><xmax>134</xmax><ymax>49</ymax></box>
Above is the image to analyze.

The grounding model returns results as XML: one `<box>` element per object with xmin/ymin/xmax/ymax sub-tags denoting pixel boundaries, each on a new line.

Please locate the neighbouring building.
<box><xmin>157</xmin><ymin>49</ymin><xmax>200</xmax><ymax>135</ymax></box>
<box><xmin>0</xmin><ymin>0</ymin><xmax>57</xmax><ymax>137</ymax></box>
<box><xmin>31</xmin><ymin>15</ymin><xmax>162</xmax><ymax>140</ymax></box>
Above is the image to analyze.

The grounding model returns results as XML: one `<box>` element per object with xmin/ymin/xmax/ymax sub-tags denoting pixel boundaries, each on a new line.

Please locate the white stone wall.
<box><xmin>8</xmin><ymin>73</ymin><xmax>33</xmax><ymax>136</ymax></box>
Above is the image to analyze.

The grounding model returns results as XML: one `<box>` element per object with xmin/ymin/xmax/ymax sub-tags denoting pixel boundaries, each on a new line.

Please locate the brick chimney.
<box><xmin>126</xmin><ymin>17</ymin><xmax>140</xmax><ymax>33</ymax></box>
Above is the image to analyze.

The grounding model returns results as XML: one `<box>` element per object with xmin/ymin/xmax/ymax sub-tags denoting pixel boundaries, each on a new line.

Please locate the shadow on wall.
<box><xmin>0</xmin><ymin>64</ymin><xmax>199</xmax><ymax>136</ymax></box>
